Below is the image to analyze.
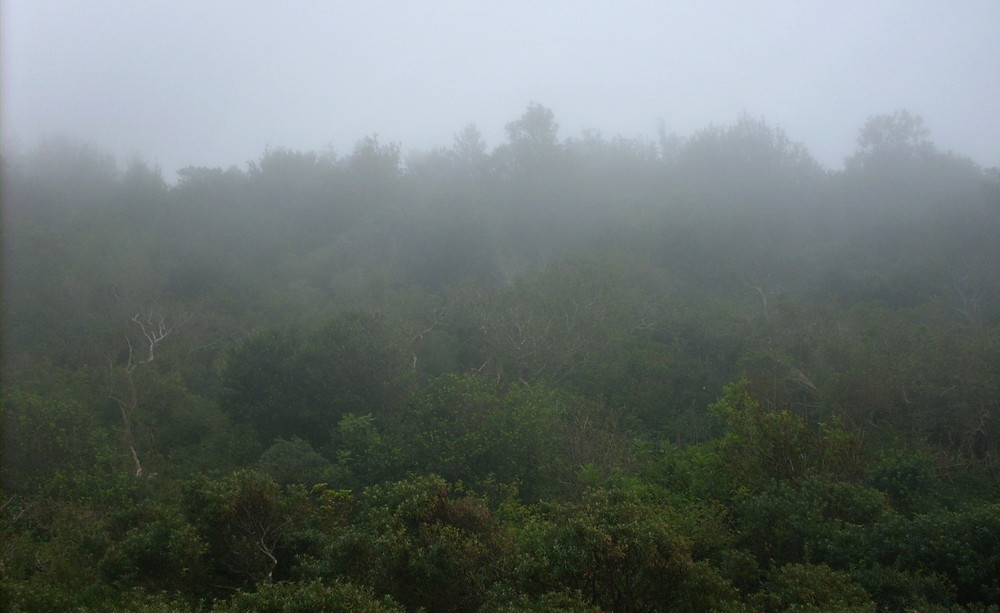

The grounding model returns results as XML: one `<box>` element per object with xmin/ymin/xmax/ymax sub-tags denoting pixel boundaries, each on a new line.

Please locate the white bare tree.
<box><xmin>108</xmin><ymin>308</ymin><xmax>190</xmax><ymax>477</ymax></box>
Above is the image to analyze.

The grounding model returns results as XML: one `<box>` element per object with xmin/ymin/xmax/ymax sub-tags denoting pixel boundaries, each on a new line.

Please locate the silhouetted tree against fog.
<box><xmin>842</xmin><ymin>110</ymin><xmax>984</xmax><ymax>209</ymax></box>
<box><xmin>403</xmin><ymin>124</ymin><xmax>489</xmax><ymax>188</ymax></box>
<box><xmin>451</xmin><ymin>123</ymin><xmax>489</xmax><ymax>178</ymax></box>
<box><xmin>847</xmin><ymin>109</ymin><xmax>933</xmax><ymax>171</ymax></box>
<box><xmin>495</xmin><ymin>102</ymin><xmax>562</xmax><ymax>176</ymax></box>
<box><xmin>674</xmin><ymin>113</ymin><xmax>824</xmax><ymax>210</ymax></box>
<box><xmin>20</xmin><ymin>135</ymin><xmax>120</xmax><ymax>208</ymax></box>
<box><xmin>349</xmin><ymin>134</ymin><xmax>402</xmax><ymax>183</ymax></box>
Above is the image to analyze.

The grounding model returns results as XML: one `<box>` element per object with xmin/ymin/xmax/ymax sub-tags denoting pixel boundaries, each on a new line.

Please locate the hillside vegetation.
<box><xmin>2</xmin><ymin>106</ymin><xmax>999</xmax><ymax>611</ymax></box>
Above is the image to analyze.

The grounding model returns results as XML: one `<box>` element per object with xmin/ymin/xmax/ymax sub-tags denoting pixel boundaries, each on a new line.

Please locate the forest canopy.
<box><xmin>2</xmin><ymin>106</ymin><xmax>999</xmax><ymax>612</ymax></box>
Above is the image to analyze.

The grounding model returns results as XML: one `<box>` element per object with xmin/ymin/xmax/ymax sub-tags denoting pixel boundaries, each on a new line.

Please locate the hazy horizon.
<box><xmin>3</xmin><ymin>1</ymin><xmax>999</xmax><ymax>179</ymax></box>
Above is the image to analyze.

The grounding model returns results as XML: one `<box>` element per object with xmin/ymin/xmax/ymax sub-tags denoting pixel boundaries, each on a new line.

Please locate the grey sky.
<box><xmin>3</xmin><ymin>1</ymin><xmax>999</xmax><ymax>178</ymax></box>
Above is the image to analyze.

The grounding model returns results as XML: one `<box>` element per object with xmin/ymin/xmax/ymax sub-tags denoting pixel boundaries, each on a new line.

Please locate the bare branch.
<box><xmin>129</xmin><ymin>445</ymin><xmax>144</xmax><ymax>478</ymax></box>
<box><xmin>106</xmin><ymin>308</ymin><xmax>190</xmax><ymax>479</ymax></box>
<box><xmin>124</xmin><ymin>335</ymin><xmax>136</xmax><ymax>373</ymax></box>
<box><xmin>128</xmin><ymin>309</ymin><xmax>192</xmax><ymax>364</ymax></box>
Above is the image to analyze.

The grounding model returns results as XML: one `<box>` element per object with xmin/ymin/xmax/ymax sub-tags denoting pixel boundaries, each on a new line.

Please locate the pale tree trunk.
<box><xmin>107</xmin><ymin>308</ymin><xmax>189</xmax><ymax>478</ymax></box>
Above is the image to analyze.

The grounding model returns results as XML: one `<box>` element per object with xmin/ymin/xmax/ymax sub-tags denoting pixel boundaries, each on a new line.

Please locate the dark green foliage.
<box><xmin>754</xmin><ymin>563</ymin><xmax>876</xmax><ymax>612</ymax></box>
<box><xmin>511</xmin><ymin>484</ymin><xmax>739</xmax><ymax>612</ymax></box>
<box><xmin>0</xmin><ymin>497</ymin><xmax>118</xmax><ymax>611</ymax></box>
<box><xmin>219</xmin><ymin>329</ymin><xmax>302</xmax><ymax>444</ymax></box>
<box><xmin>708</xmin><ymin>381</ymin><xmax>866</xmax><ymax>489</ymax></box>
<box><xmin>295</xmin><ymin>312</ymin><xmax>406</xmax><ymax>421</ymax></box>
<box><xmin>731</xmin><ymin>477</ymin><xmax>890</xmax><ymax>568</ymax></box>
<box><xmin>850</xmin><ymin>563</ymin><xmax>956</xmax><ymax>612</ymax></box>
<box><xmin>259</xmin><ymin>437</ymin><xmax>338</xmax><ymax>485</ymax></box>
<box><xmin>865</xmin><ymin>503</ymin><xmax>1000</xmax><ymax>606</ymax></box>
<box><xmin>211</xmin><ymin>580</ymin><xmax>404</xmax><ymax>613</ymax></box>
<box><xmin>220</xmin><ymin>312</ymin><xmax>406</xmax><ymax>447</ymax></box>
<box><xmin>325</xmin><ymin>412</ymin><xmax>395</xmax><ymax>488</ymax></box>
<box><xmin>99</xmin><ymin>500</ymin><xmax>208</xmax><ymax>595</ymax></box>
<box><xmin>478</xmin><ymin>587</ymin><xmax>603</xmax><ymax>612</ymax></box>
<box><xmin>864</xmin><ymin>443</ymin><xmax>943</xmax><ymax>513</ymax></box>
<box><xmin>390</xmin><ymin>375</ymin><xmax>625</xmax><ymax>499</ymax></box>
<box><xmin>1</xmin><ymin>389</ymin><xmax>123</xmax><ymax>500</ymax></box>
<box><xmin>318</xmin><ymin>475</ymin><xmax>503</xmax><ymax>612</ymax></box>
<box><xmin>396</xmin><ymin>207</ymin><xmax>502</xmax><ymax>290</ymax></box>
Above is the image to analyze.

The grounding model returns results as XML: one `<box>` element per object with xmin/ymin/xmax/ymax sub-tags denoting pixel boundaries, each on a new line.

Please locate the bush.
<box><xmin>211</xmin><ymin>580</ymin><xmax>403</xmax><ymax>613</ymax></box>
<box><xmin>754</xmin><ymin>563</ymin><xmax>876</xmax><ymax>612</ymax></box>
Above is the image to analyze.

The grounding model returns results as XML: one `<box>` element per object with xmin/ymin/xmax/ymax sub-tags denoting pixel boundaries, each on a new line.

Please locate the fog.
<box><xmin>3</xmin><ymin>1</ymin><xmax>998</xmax><ymax>178</ymax></box>
<box><xmin>7</xmin><ymin>4</ymin><xmax>1000</xmax><ymax>609</ymax></box>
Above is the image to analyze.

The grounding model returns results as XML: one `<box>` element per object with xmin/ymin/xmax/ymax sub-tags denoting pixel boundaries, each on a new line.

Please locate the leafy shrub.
<box><xmin>211</xmin><ymin>580</ymin><xmax>403</xmax><ymax>613</ymax></box>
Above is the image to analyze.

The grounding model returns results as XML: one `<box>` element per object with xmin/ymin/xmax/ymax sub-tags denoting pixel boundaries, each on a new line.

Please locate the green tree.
<box><xmin>512</xmin><ymin>485</ymin><xmax>738</xmax><ymax>612</ymax></box>
<box><xmin>258</xmin><ymin>437</ymin><xmax>338</xmax><ymax>486</ymax></box>
<box><xmin>183</xmin><ymin>471</ymin><xmax>316</xmax><ymax>589</ymax></box>
<box><xmin>348</xmin><ymin>134</ymin><xmax>402</xmax><ymax>199</ymax></box>
<box><xmin>842</xmin><ymin>110</ymin><xmax>984</xmax><ymax>210</ymax></box>
<box><xmin>731</xmin><ymin>476</ymin><xmax>890</xmax><ymax>568</ymax></box>
<box><xmin>865</xmin><ymin>503</ymin><xmax>1000</xmax><ymax>606</ymax></box>
<box><xmin>451</xmin><ymin>122</ymin><xmax>490</xmax><ymax>179</ymax></box>
<box><xmin>219</xmin><ymin>328</ymin><xmax>300</xmax><ymax>445</ymax></box>
<box><xmin>294</xmin><ymin>312</ymin><xmax>406</xmax><ymax>428</ymax></box>
<box><xmin>99</xmin><ymin>499</ymin><xmax>208</xmax><ymax>596</ymax></box>
<box><xmin>504</xmin><ymin>102</ymin><xmax>560</xmax><ymax>165</ymax></box>
<box><xmin>391</xmin><ymin>375</ymin><xmax>628</xmax><ymax>500</ymax></box>
<box><xmin>1</xmin><ymin>388</ymin><xmax>121</xmax><ymax>499</ymax></box>
<box><xmin>320</xmin><ymin>475</ymin><xmax>504</xmax><ymax>613</ymax></box>
<box><xmin>221</xmin><ymin>313</ymin><xmax>406</xmax><ymax>448</ymax></box>
<box><xmin>1</xmin><ymin>497</ymin><xmax>116</xmax><ymax>611</ymax></box>
<box><xmin>848</xmin><ymin>110</ymin><xmax>933</xmax><ymax>171</ymax></box>
<box><xmin>674</xmin><ymin>113</ymin><xmax>823</xmax><ymax>210</ymax></box>
<box><xmin>754</xmin><ymin>563</ymin><xmax>876</xmax><ymax>613</ymax></box>
<box><xmin>211</xmin><ymin>580</ymin><xmax>404</xmax><ymax>613</ymax></box>
<box><xmin>708</xmin><ymin>381</ymin><xmax>864</xmax><ymax>488</ymax></box>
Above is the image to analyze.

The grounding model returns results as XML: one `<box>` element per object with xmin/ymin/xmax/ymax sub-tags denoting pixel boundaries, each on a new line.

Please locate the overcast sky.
<box><xmin>3</xmin><ymin>1</ymin><xmax>999</xmax><ymax>179</ymax></box>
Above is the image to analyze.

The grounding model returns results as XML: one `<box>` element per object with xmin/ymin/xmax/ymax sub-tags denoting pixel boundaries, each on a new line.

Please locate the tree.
<box><xmin>1</xmin><ymin>389</ymin><xmax>119</xmax><ymax>498</ymax></box>
<box><xmin>497</xmin><ymin>103</ymin><xmax>562</xmax><ymax>176</ymax></box>
<box><xmin>19</xmin><ymin>134</ymin><xmax>119</xmax><ymax>211</ymax></box>
<box><xmin>674</xmin><ymin>113</ymin><xmax>823</xmax><ymax>210</ymax></box>
<box><xmin>754</xmin><ymin>563</ymin><xmax>876</xmax><ymax>612</ymax></box>
<box><xmin>512</xmin><ymin>485</ymin><xmax>738</xmax><ymax>612</ymax></box>
<box><xmin>390</xmin><ymin>375</ymin><xmax>614</xmax><ymax>499</ymax></box>
<box><xmin>211</xmin><ymin>580</ymin><xmax>404</xmax><ymax>613</ymax></box>
<box><xmin>247</xmin><ymin>147</ymin><xmax>338</xmax><ymax>212</ymax></box>
<box><xmin>395</xmin><ymin>207</ymin><xmax>501</xmax><ymax>291</ymax></box>
<box><xmin>848</xmin><ymin>110</ymin><xmax>933</xmax><ymax>170</ymax></box>
<box><xmin>188</xmin><ymin>471</ymin><xmax>295</xmax><ymax>587</ymax></box>
<box><xmin>220</xmin><ymin>313</ymin><xmax>406</xmax><ymax>448</ymax></box>
<box><xmin>349</xmin><ymin>135</ymin><xmax>401</xmax><ymax>183</ymax></box>
<box><xmin>107</xmin><ymin>309</ymin><xmax>190</xmax><ymax>477</ymax></box>
<box><xmin>452</xmin><ymin>123</ymin><xmax>489</xmax><ymax>177</ymax></box>
<box><xmin>258</xmin><ymin>437</ymin><xmax>337</xmax><ymax>486</ymax></box>
<box><xmin>860</xmin><ymin>503</ymin><xmax>1000</xmax><ymax>606</ymax></box>
<box><xmin>468</xmin><ymin>255</ymin><xmax>646</xmax><ymax>385</ymax></box>
<box><xmin>707</xmin><ymin>380</ymin><xmax>864</xmax><ymax>488</ymax></box>
<box><xmin>322</xmin><ymin>475</ymin><xmax>504</xmax><ymax>612</ymax></box>
<box><xmin>506</xmin><ymin>103</ymin><xmax>559</xmax><ymax>152</ymax></box>
<box><xmin>842</xmin><ymin>110</ymin><xmax>984</xmax><ymax>210</ymax></box>
<box><xmin>219</xmin><ymin>329</ymin><xmax>300</xmax><ymax>446</ymax></box>
<box><xmin>731</xmin><ymin>476</ymin><xmax>890</xmax><ymax>567</ymax></box>
<box><xmin>99</xmin><ymin>500</ymin><xmax>208</xmax><ymax>596</ymax></box>
<box><xmin>295</xmin><ymin>312</ymin><xmax>406</xmax><ymax>426</ymax></box>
